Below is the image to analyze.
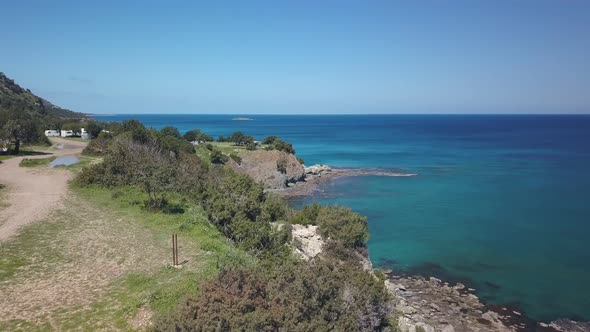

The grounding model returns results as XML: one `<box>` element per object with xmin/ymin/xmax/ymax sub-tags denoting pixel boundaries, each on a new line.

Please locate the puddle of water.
<box><xmin>49</xmin><ymin>156</ymin><xmax>80</xmax><ymax>167</ymax></box>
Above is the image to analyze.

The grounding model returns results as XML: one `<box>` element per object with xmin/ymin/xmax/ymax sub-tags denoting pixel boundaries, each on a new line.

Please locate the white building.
<box><xmin>60</xmin><ymin>130</ymin><xmax>74</xmax><ymax>137</ymax></box>
<box><xmin>44</xmin><ymin>130</ymin><xmax>60</xmax><ymax>137</ymax></box>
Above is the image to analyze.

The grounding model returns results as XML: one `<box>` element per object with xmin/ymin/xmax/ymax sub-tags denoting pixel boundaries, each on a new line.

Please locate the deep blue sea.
<box><xmin>94</xmin><ymin>114</ymin><xmax>590</xmax><ymax>322</ymax></box>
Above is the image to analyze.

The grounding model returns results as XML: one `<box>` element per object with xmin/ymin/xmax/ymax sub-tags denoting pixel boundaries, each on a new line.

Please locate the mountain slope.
<box><xmin>0</xmin><ymin>72</ymin><xmax>84</xmax><ymax>119</ymax></box>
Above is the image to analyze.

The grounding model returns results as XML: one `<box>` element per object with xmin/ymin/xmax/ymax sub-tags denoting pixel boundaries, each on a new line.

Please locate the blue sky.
<box><xmin>1</xmin><ymin>1</ymin><xmax>589</xmax><ymax>114</ymax></box>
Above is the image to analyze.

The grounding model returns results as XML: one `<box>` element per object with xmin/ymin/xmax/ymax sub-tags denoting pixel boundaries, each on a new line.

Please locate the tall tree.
<box><xmin>0</xmin><ymin>117</ymin><xmax>39</xmax><ymax>154</ymax></box>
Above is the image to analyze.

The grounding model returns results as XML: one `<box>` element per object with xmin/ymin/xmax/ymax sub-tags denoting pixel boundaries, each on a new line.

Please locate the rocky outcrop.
<box><xmin>539</xmin><ymin>319</ymin><xmax>590</xmax><ymax>332</ymax></box>
<box><xmin>304</xmin><ymin>164</ymin><xmax>332</xmax><ymax>177</ymax></box>
<box><xmin>228</xmin><ymin>150</ymin><xmax>305</xmax><ymax>189</ymax></box>
<box><xmin>386</xmin><ymin>275</ymin><xmax>529</xmax><ymax>332</ymax></box>
<box><xmin>291</xmin><ymin>224</ymin><xmax>324</xmax><ymax>260</ymax></box>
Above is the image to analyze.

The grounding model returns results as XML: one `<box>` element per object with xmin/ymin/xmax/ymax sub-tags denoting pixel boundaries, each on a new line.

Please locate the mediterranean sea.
<box><xmin>94</xmin><ymin>114</ymin><xmax>590</xmax><ymax>322</ymax></box>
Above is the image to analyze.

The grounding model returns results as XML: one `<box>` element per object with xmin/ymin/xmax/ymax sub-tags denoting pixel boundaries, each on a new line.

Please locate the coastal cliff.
<box><xmin>290</xmin><ymin>224</ymin><xmax>589</xmax><ymax>332</ymax></box>
<box><xmin>227</xmin><ymin>149</ymin><xmax>305</xmax><ymax>189</ymax></box>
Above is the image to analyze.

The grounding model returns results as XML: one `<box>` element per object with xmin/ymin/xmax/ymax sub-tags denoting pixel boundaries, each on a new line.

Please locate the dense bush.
<box><xmin>155</xmin><ymin>254</ymin><xmax>390</xmax><ymax>331</ymax></box>
<box><xmin>290</xmin><ymin>204</ymin><xmax>368</xmax><ymax>249</ymax></box>
<box><xmin>228</xmin><ymin>131</ymin><xmax>255</xmax><ymax>146</ymax></box>
<box><xmin>210</xmin><ymin>149</ymin><xmax>228</xmax><ymax>164</ymax></box>
<box><xmin>262</xmin><ymin>135</ymin><xmax>296</xmax><ymax>154</ymax></box>
<box><xmin>203</xmin><ymin>169</ymin><xmax>289</xmax><ymax>254</ymax></box>
<box><xmin>82</xmin><ymin>131</ymin><xmax>112</xmax><ymax>156</ymax></box>
<box><xmin>183</xmin><ymin>129</ymin><xmax>214</xmax><ymax>142</ymax></box>
<box><xmin>160</xmin><ymin>126</ymin><xmax>181</xmax><ymax>138</ymax></box>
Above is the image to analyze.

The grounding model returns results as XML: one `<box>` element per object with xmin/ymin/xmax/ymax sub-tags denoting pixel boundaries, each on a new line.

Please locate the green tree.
<box><xmin>85</xmin><ymin>121</ymin><xmax>103</xmax><ymax>138</ymax></box>
<box><xmin>0</xmin><ymin>117</ymin><xmax>39</xmax><ymax>154</ymax></box>
<box><xmin>210</xmin><ymin>149</ymin><xmax>228</xmax><ymax>164</ymax></box>
<box><xmin>62</xmin><ymin>122</ymin><xmax>82</xmax><ymax>135</ymax></box>
<box><xmin>160</xmin><ymin>126</ymin><xmax>181</xmax><ymax>138</ymax></box>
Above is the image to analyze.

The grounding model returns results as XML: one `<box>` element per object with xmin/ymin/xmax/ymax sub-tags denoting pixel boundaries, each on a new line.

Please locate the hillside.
<box><xmin>0</xmin><ymin>72</ymin><xmax>84</xmax><ymax>120</ymax></box>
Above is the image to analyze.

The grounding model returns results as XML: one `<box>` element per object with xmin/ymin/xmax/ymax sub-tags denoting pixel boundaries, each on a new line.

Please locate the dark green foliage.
<box><xmin>217</xmin><ymin>135</ymin><xmax>226</xmax><ymax>142</ymax></box>
<box><xmin>245</xmin><ymin>142</ymin><xmax>257</xmax><ymax>150</ymax></box>
<box><xmin>77</xmin><ymin>137</ymin><xmax>179</xmax><ymax>209</ymax></box>
<box><xmin>258</xmin><ymin>193</ymin><xmax>289</xmax><ymax>223</ymax></box>
<box><xmin>121</xmin><ymin>119</ymin><xmax>151</xmax><ymax>143</ymax></box>
<box><xmin>0</xmin><ymin>115</ymin><xmax>41</xmax><ymax>154</ymax></box>
<box><xmin>262</xmin><ymin>135</ymin><xmax>296</xmax><ymax>154</ymax></box>
<box><xmin>0</xmin><ymin>72</ymin><xmax>84</xmax><ymax>120</ymax></box>
<box><xmin>202</xmin><ymin>169</ymin><xmax>289</xmax><ymax>255</ymax></box>
<box><xmin>85</xmin><ymin>121</ymin><xmax>103</xmax><ymax>138</ymax></box>
<box><xmin>297</xmin><ymin>157</ymin><xmax>305</xmax><ymax>165</ymax></box>
<box><xmin>160</xmin><ymin>126</ymin><xmax>181</xmax><ymax>138</ymax></box>
<box><xmin>229</xmin><ymin>153</ymin><xmax>242</xmax><ymax>164</ymax></box>
<box><xmin>290</xmin><ymin>204</ymin><xmax>368</xmax><ymax>249</ymax></box>
<box><xmin>82</xmin><ymin>131</ymin><xmax>112</xmax><ymax>156</ymax></box>
<box><xmin>289</xmin><ymin>202</ymin><xmax>321</xmax><ymax>225</ymax></box>
<box><xmin>155</xmin><ymin>254</ymin><xmax>390</xmax><ymax>332</ymax></box>
<box><xmin>153</xmin><ymin>133</ymin><xmax>195</xmax><ymax>156</ymax></box>
<box><xmin>228</xmin><ymin>131</ymin><xmax>255</xmax><ymax>146</ymax></box>
<box><xmin>210</xmin><ymin>149</ymin><xmax>228</xmax><ymax>164</ymax></box>
<box><xmin>183</xmin><ymin>129</ymin><xmax>214</xmax><ymax>142</ymax></box>
<box><xmin>316</xmin><ymin>206</ymin><xmax>369</xmax><ymax>249</ymax></box>
<box><xmin>0</xmin><ymin>72</ymin><xmax>84</xmax><ymax>150</ymax></box>
<box><xmin>262</xmin><ymin>135</ymin><xmax>279</xmax><ymax>145</ymax></box>
<box><xmin>62</xmin><ymin>121</ymin><xmax>82</xmax><ymax>135</ymax></box>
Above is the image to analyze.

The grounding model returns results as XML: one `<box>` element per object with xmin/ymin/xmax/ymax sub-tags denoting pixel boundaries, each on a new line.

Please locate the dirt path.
<box><xmin>0</xmin><ymin>138</ymin><xmax>87</xmax><ymax>241</ymax></box>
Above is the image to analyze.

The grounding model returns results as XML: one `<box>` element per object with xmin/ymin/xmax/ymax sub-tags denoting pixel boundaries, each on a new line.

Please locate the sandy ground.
<box><xmin>0</xmin><ymin>138</ymin><xmax>87</xmax><ymax>241</ymax></box>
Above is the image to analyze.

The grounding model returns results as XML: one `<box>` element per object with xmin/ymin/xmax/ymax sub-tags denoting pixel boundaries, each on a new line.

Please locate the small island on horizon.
<box><xmin>232</xmin><ymin>117</ymin><xmax>253</xmax><ymax>121</ymax></box>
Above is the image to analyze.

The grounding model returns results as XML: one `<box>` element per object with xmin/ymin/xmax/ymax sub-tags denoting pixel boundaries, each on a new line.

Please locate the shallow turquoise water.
<box><xmin>96</xmin><ymin>114</ymin><xmax>590</xmax><ymax>321</ymax></box>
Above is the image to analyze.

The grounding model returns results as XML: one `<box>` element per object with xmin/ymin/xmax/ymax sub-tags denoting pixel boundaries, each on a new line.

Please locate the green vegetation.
<box><xmin>183</xmin><ymin>129</ymin><xmax>214</xmax><ymax>142</ymax></box>
<box><xmin>0</xmin><ymin>183</ymin><xmax>7</xmax><ymax>210</ymax></box>
<box><xmin>262</xmin><ymin>135</ymin><xmax>296</xmax><ymax>154</ymax></box>
<box><xmin>0</xmin><ymin>72</ymin><xmax>84</xmax><ymax>154</ymax></box>
<box><xmin>0</xmin><ymin>184</ymin><xmax>253</xmax><ymax>330</ymax></box>
<box><xmin>0</xmin><ymin>145</ymin><xmax>51</xmax><ymax>161</ymax></box>
<box><xmin>18</xmin><ymin>156</ymin><xmax>57</xmax><ymax>167</ymax></box>
<box><xmin>71</xmin><ymin>120</ymin><xmax>392</xmax><ymax>331</ymax></box>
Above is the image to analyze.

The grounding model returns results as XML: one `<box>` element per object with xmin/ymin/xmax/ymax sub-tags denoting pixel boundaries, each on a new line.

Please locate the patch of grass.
<box><xmin>61</xmin><ymin>137</ymin><xmax>87</xmax><ymax>142</ymax></box>
<box><xmin>0</xmin><ymin>184</ymin><xmax>254</xmax><ymax>330</ymax></box>
<box><xmin>0</xmin><ymin>211</ymin><xmax>69</xmax><ymax>282</ymax></box>
<box><xmin>0</xmin><ymin>146</ymin><xmax>52</xmax><ymax>161</ymax></box>
<box><xmin>54</xmin><ymin>156</ymin><xmax>102</xmax><ymax>172</ymax></box>
<box><xmin>0</xmin><ymin>183</ymin><xmax>8</xmax><ymax>210</ymax></box>
<box><xmin>195</xmin><ymin>142</ymin><xmax>248</xmax><ymax>163</ymax></box>
<box><xmin>67</xmin><ymin>185</ymin><xmax>254</xmax><ymax>321</ymax></box>
<box><xmin>18</xmin><ymin>156</ymin><xmax>57</xmax><ymax>167</ymax></box>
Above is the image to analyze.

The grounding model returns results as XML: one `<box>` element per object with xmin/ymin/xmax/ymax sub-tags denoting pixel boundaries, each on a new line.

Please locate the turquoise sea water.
<box><xmin>95</xmin><ymin>114</ymin><xmax>590</xmax><ymax>321</ymax></box>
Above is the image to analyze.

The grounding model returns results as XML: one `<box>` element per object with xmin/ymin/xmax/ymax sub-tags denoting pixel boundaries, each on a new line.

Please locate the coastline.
<box><xmin>280</xmin><ymin>166</ymin><xmax>590</xmax><ymax>332</ymax></box>
<box><xmin>274</xmin><ymin>166</ymin><xmax>417</xmax><ymax>198</ymax></box>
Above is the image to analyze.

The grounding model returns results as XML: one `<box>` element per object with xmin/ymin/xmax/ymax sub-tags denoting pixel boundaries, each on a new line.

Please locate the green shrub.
<box><xmin>229</xmin><ymin>153</ymin><xmax>242</xmax><ymax>164</ymax></box>
<box><xmin>210</xmin><ymin>149</ymin><xmax>228</xmax><ymax>164</ymax></box>
<box><xmin>290</xmin><ymin>204</ymin><xmax>368</xmax><ymax>249</ymax></box>
<box><xmin>155</xmin><ymin>255</ymin><xmax>390</xmax><ymax>331</ymax></box>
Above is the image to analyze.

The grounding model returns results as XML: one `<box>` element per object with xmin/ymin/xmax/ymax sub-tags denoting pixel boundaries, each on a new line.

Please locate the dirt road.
<box><xmin>0</xmin><ymin>138</ymin><xmax>87</xmax><ymax>241</ymax></box>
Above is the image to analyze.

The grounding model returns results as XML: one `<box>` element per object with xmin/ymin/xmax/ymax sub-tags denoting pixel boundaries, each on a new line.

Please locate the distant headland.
<box><xmin>232</xmin><ymin>117</ymin><xmax>253</xmax><ymax>121</ymax></box>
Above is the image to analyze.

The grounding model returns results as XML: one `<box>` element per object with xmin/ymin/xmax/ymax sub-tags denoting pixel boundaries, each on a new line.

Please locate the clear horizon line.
<box><xmin>88</xmin><ymin>113</ymin><xmax>590</xmax><ymax>116</ymax></box>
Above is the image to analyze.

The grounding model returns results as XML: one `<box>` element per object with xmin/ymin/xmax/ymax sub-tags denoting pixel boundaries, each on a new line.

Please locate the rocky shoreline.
<box><xmin>385</xmin><ymin>271</ymin><xmax>590</xmax><ymax>332</ymax></box>
<box><xmin>276</xmin><ymin>164</ymin><xmax>417</xmax><ymax>198</ymax></box>
<box><xmin>282</xmin><ymin>164</ymin><xmax>589</xmax><ymax>332</ymax></box>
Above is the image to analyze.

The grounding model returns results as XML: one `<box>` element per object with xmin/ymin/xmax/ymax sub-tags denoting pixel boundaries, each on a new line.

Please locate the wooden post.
<box><xmin>172</xmin><ymin>234</ymin><xmax>176</xmax><ymax>266</ymax></box>
<box><xmin>174</xmin><ymin>234</ymin><xmax>178</xmax><ymax>265</ymax></box>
